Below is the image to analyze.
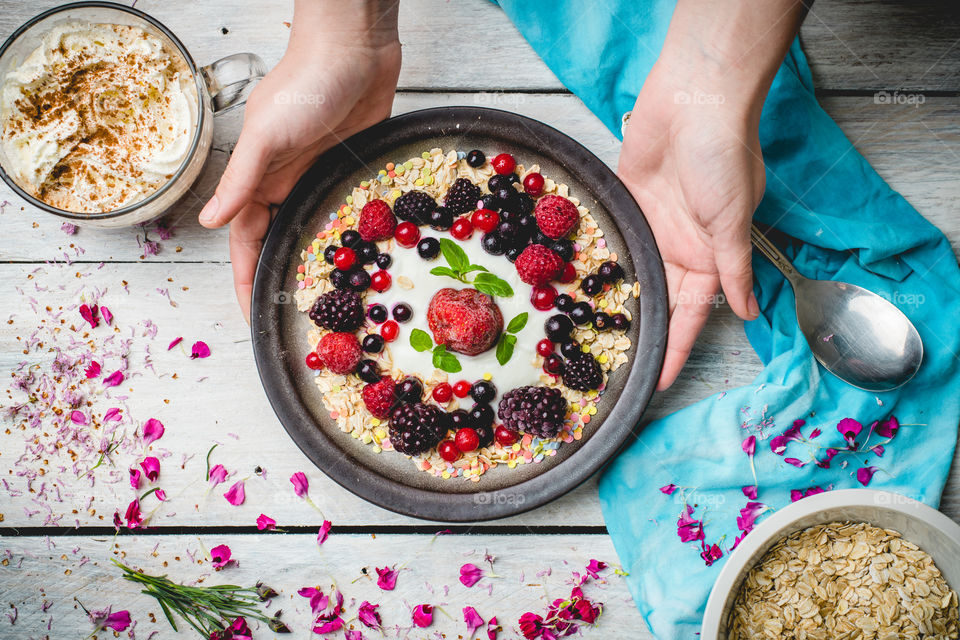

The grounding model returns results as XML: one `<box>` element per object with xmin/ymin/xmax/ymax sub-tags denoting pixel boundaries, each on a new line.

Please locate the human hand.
<box><xmin>199</xmin><ymin>2</ymin><xmax>400</xmax><ymax>320</ymax></box>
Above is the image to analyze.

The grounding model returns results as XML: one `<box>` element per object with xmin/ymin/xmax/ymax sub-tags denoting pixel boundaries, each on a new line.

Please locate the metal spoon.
<box><xmin>750</xmin><ymin>224</ymin><xmax>923</xmax><ymax>392</ymax></box>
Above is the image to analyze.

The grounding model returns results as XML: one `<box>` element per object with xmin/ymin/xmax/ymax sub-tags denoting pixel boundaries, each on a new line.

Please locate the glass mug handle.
<box><xmin>200</xmin><ymin>53</ymin><xmax>267</xmax><ymax>113</ymax></box>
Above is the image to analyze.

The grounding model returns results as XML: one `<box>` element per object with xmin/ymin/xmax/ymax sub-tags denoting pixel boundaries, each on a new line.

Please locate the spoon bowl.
<box><xmin>751</xmin><ymin>225</ymin><xmax>923</xmax><ymax>392</ymax></box>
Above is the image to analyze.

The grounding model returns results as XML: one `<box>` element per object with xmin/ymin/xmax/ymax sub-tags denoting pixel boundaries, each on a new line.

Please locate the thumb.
<box><xmin>713</xmin><ymin>221</ymin><xmax>759</xmax><ymax>321</ymax></box>
<box><xmin>199</xmin><ymin>132</ymin><xmax>270</xmax><ymax>228</ymax></box>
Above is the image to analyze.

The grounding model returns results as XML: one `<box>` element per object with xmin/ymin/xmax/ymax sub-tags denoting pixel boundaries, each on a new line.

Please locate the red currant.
<box><xmin>559</xmin><ymin>262</ymin><xmax>577</xmax><ymax>284</ymax></box>
<box><xmin>395</xmin><ymin>221</ymin><xmax>420</xmax><ymax>248</ymax></box>
<box><xmin>455</xmin><ymin>427</ymin><xmax>480</xmax><ymax>453</ymax></box>
<box><xmin>495</xmin><ymin>425</ymin><xmax>518</xmax><ymax>446</ymax></box>
<box><xmin>450</xmin><ymin>218</ymin><xmax>474</xmax><ymax>240</ymax></box>
<box><xmin>333</xmin><ymin>247</ymin><xmax>356</xmax><ymax>271</ymax></box>
<box><xmin>471</xmin><ymin>208</ymin><xmax>500</xmax><ymax>233</ymax></box>
<box><xmin>543</xmin><ymin>354</ymin><xmax>564</xmax><ymax>375</ymax></box>
<box><xmin>452</xmin><ymin>380</ymin><xmax>472</xmax><ymax>398</ymax></box>
<box><xmin>536</xmin><ymin>338</ymin><xmax>555</xmax><ymax>357</ymax></box>
<box><xmin>523</xmin><ymin>172</ymin><xmax>545</xmax><ymax>196</ymax></box>
<box><xmin>438</xmin><ymin>440</ymin><xmax>460</xmax><ymax>462</ymax></box>
<box><xmin>305</xmin><ymin>352</ymin><xmax>323</xmax><ymax>370</ymax></box>
<box><xmin>531</xmin><ymin>285</ymin><xmax>558</xmax><ymax>311</ymax></box>
<box><xmin>492</xmin><ymin>153</ymin><xmax>516</xmax><ymax>175</ymax></box>
<box><xmin>432</xmin><ymin>382</ymin><xmax>453</xmax><ymax>403</ymax></box>
<box><xmin>370</xmin><ymin>270</ymin><xmax>392</xmax><ymax>292</ymax></box>
<box><xmin>381</xmin><ymin>319</ymin><xmax>399</xmax><ymax>342</ymax></box>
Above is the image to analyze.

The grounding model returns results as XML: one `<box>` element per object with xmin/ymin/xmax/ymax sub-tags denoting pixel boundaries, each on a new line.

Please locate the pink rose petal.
<box><xmin>585</xmin><ymin>559</ymin><xmax>607</xmax><ymax>579</ymax></box>
<box><xmin>700</xmin><ymin>543</ymin><xmax>723</xmax><ymax>566</ymax></box>
<box><xmin>837</xmin><ymin>417</ymin><xmax>863</xmax><ymax>448</ymax></box>
<box><xmin>784</xmin><ymin>457</ymin><xmax>806</xmax><ymax>468</ymax></box>
<box><xmin>223</xmin><ymin>481</ymin><xmax>245</xmax><ymax>506</ymax></box>
<box><xmin>142</xmin><ymin>418</ymin><xmax>164</xmax><ymax>445</ymax></box>
<box><xmin>256</xmin><ymin>513</ymin><xmax>276</xmax><ymax>530</ymax></box>
<box><xmin>79</xmin><ymin>304</ymin><xmax>100</xmax><ymax>329</ymax></box>
<box><xmin>345</xmin><ymin>631</ymin><xmax>363</xmax><ymax>640</ymax></box>
<box><xmin>124</xmin><ymin>499</ymin><xmax>143</xmax><ymax>529</ymax></box>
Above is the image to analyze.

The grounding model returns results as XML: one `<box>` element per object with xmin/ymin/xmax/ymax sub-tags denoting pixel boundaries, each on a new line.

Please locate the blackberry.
<box><xmin>309</xmin><ymin>290</ymin><xmax>364</xmax><ymax>331</ymax></box>
<box><xmin>562</xmin><ymin>354</ymin><xmax>603</xmax><ymax>391</ymax></box>
<box><xmin>389</xmin><ymin>402</ymin><xmax>446</xmax><ymax>455</ymax></box>
<box><xmin>394</xmin><ymin>190</ymin><xmax>436</xmax><ymax>225</ymax></box>
<box><xmin>497</xmin><ymin>386</ymin><xmax>567</xmax><ymax>439</ymax></box>
<box><xmin>443</xmin><ymin>178</ymin><xmax>482</xmax><ymax>215</ymax></box>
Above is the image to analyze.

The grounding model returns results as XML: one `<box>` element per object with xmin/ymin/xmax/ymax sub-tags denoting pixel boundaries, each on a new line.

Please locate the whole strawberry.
<box><xmin>427</xmin><ymin>288</ymin><xmax>503</xmax><ymax>356</ymax></box>
<box><xmin>316</xmin><ymin>332</ymin><xmax>362</xmax><ymax>374</ymax></box>
<box><xmin>358</xmin><ymin>200</ymin><xmax>397</xmax><ymax>242</ymax></box>
<box><xmin>534</xmin><ymin>195</ymin><xmax>579</xmax><ymax>239</ymax></box>
<box><xmin>362</xmin><ymin>375</ymin><xmax>397</xmax><ymax>418</ymax></box>
<box><xmin>515</xmin><ymin>244</ymin><xmax>563</xmax><ymax>287</ymax></box>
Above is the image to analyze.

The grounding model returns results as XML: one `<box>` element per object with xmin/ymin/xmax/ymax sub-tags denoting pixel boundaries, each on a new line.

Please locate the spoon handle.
<box><xmin>750</xmin><ymin>224</ymin><xmax>802</xmax><ymax>284</ymax></box>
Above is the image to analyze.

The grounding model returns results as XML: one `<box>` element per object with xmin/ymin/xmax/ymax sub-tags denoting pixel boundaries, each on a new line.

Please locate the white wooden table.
<box><xmin>1</xmin><ymin>1</ymin><xmax>959</xmax><ymax>638</ymax></box>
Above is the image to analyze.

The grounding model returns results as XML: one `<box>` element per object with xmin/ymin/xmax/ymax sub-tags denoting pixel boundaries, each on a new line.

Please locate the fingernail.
<box><xmin>199</xmin><ymin>195</ymin><xmax>219</xmax><ymax>224</ymax></box>
<box><xmin>748</xmin><ymin>292</ymin><xmax>760</xmax><ymax>318</ymax></box>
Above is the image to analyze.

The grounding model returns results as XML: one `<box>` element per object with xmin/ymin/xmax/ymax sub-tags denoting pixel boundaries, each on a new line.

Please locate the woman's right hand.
<box><xmin>199</xmin><ymin>1</ymin><xmax>401</xmax><ymax>321</ymax></box>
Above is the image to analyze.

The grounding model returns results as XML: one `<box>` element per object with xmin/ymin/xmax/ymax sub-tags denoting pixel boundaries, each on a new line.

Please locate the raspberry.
<box><xmin>317</xmin><ymin>332</ymin><xmax>362</xmax><ymax>375</ymax></box>
<box><xmin>362</xmin><ymin>375</ymin><xmax>397</xmax><ymax>419</ymax></box>
<box><xmin>561</xmin><ymin>353</ymin><xmax>603</xmax><ymax>391</ymax></box>
<box><xmin>309</xmin><ymin>290</ymin><xmax>364</xmax><ymax>332</ymax></box>
<box><xmin>534</xmin><ymin>195</ymin><xmax>579</xmax><ymax>239</ymax></box>
<box><xmin>393</xmin><ymin>190</ymin><xmax>436</xmax><ymax>225</ymax></box>
<box><xmin>358</xmin><ymin>199</ymin><xmax>397</xmax><ymax>241</ymax></box>
<box><xmin>427</xmin><ymin>288</ymin><xmax>503</xmax><ymax>356</ymax></box>
<box><xmin>514</xmin><ymin>244</ymin><xmax>563</xmax><ymax>287</ymax></box>
<box><xmin>443</xmin><ymin>178</ymin><xmax>482</xmax><ymax>215</ymax></box>
<box><xmin>497</xmin><ymin>386</ymin><xmax>567</xmax><ymax>438</ymax></box>
<box><xmin>389</xmin><ymin>402</ymin><xmax>446</xmax><ymax>455</ymax></box>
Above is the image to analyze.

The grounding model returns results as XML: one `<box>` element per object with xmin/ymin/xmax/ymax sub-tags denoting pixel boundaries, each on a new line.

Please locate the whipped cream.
<box><xmin>0</xmin><ymin>22</ymin><xmax>198</xmax><ymax>213</ymax></box>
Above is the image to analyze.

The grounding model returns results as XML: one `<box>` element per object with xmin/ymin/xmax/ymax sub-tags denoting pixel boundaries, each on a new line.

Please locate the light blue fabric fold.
<box><xmin>495</xmin><ymin>1</ymin><xmax>960</xmax><ymax>637</ymax></box>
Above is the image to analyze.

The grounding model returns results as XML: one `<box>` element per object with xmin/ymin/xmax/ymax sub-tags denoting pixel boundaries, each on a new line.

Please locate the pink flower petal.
<box><xmin>741</xmin><ymin>435</ymin><xmax>756</xmax><ymax>457</ymax></box>
<box><xmin>79</xmin><ymin>304</ymin><xmax>100</xmax><ymax>329</ymax></box>
<box><xmin>585</xmin><ymin>559</ymin><xmax>607</xmax><ymax>579</ymax></box>
<box><xmin>140</xmin><ymin>456</ymin><xmax>160</xmax><ymax>482</ymax></box>
<box><xmin>700</xmin><ymin>543</ymin><xmax>723</xmax><ymax>566</ymax></box>
<box><xmin>103</xmin><ymin>407</ymin><xmax>121</xmax><ymax>422</ymax></box>
<box><xmin>809</xmin><ymin>428</ymin><xmax>821</xmax><ymax>439</ymax></box>
<box><xmin>61</xmin><ymin>222</ymin><xmax>77</xmax><ymax>235</ymax></box>
<box><xmin>208</xmin><ymin>463</ymin><xmax>228</xmax><ymax>486</ymax></box>
<box><xmin>142</xmin><ymin>418</ymin><xmax>165</xmax><ymax>445</ymax></box>
<box><xmin>837</xmin><ymin>417</ymin><xmax>863</xmax><ymax>447</ymax></box>
<box><xmin>357</xmin><ymin>601</ymin><xmax>381</xmax><ymax>629</ymax></box>
<box><xmin>876</xmin><ymin>416</ymin><xmax>900</xmax><ymax>439</ymax></box>
<box><xmin>770</xmin><ymin>419</ymin><xmax>805</xmax><ymax>455</ymax></box>
<box><xmin>129</xmin><ymin>468</ymin><xmax>142</xmax><ymax>490</ymax></box>
<box><xmin>190</xmin><ymin>340</ymin><xmax>211</xmax><ymax>359</ymax></box>
<box><xmin>519</xmin><ymin>612</ymin><xmax>544</xmax><ymax>639</ymax></box>
<box><xmin>873</xmin><ymin>444</ymin><xmax>885</xmax><ymax>457</ymax></box>
<box><xmin>317</xmin><ymin>520</ymin><xmax>332</xmax><ymax>546</ymax></box>
<box><xmin>102</xmin><ymin>370</ymin><xmax>124</xmax><ymax>387</ymax></box>
<box><xmin>816</xmin><ymin>448</ymin><xmax>839</xmax><ymax>469</ymax></box>
<box><xmin>167</xmin><ymin>337</ymin><xmax>183</xmax><ymax>350</ymax></box>
<box><xmin>223</xmin><ymin>481</ymin><xmax>245</xmax><ymax>506</ymax></box>
<box><xmin>805</xmin><ymin>486</ymin><xmax>825</xmax><ymax>497</ymax></box>
<box><xmin>313</xmin><ymin>618</ymin><xmax>343</xmax><ymax>634</ymax></box>
<box><xmin>154</xmin><ymin>488</ymin><xmax>166</xmax><ymax>501</ymax></box>
<box><xmin>345</xmin><ymin>631</ymin><xmax>363</xmax><ymax>640</ymax></box>
<box><xmin>70</xmin><ymin>410</ymin><xmax>87</xmax><ymax>425</ymax></box>
<box><xmin>742</xmin><ymin>485</ymin><xmax>758</xmax><ymax>500</ymax></box>
<box><xmin>487</xmin><ymin>616</ymin><xmax>500</xmax><ymax>640</ymax></box>
<box><xmin>376</xmin><ymin>566</ymin><xmax>398</xmax><ymax>591</ymax></box>
<box><xmin>101</xmin><ymin>306</ymin><xmax>114</xmax><ymax>326</ymax></box>
<box><xmin>102</xmin><ymin>610</ymin><xmax>131</xmax><ymax>632</ymax></box>
<box><xmin>124</xmin><ymin>499</ymin><xmax>143</xmax><ymax>529</ymax></box>
<box><xmin>256</xmin><ymin>514</ymin><xmax>276</xmax><ymax>530</ymax></box>
<box><xmin>736</xmin><ymin>502</ymin><xmax>766</xmax><ymax>533</ymax></box>
<box><xmin>658</xmin><ymin>483</ymin><xmax>677</xmax><ymax>495</ymax></box>
<box><xmin>784</xmin><ymin>457</ymin><xmax>806</xmax><ymax>468</ymax></box>
<box><xmin>85</xmin><ymin>361</ymin><xmax>101</xmax><ymax>379</ymax></box>
<box><xmin>210</xmin><ymin>544</ymin><xmax>232</xmax><ymax>568</ymax></box>
<box><xmin>412</xmin><ymin>604</ymin><xmax>433</xmax><ymax>628</ymax></box>
<box><xmin>857</xmin><ymin>466</ymin><xmax>878</xmax><ymax>486</ymax></box>
<box><xmin>790</xmin><ymin>489</ymin><xmax>804</xmax><ymax>502</ymax></box>
<box><xmin>676</xmin><ymin>504</ymin><xmax>704</xmax><ymax>543</ymax></box>
<box><xmin>290</xmin><ymin>471</ymin><xmax>309</xmax><ymax>497</ymax></box>
<box><xmin>464</xmin><ymin>606</ymin><xmax>484</xmax><ymax>637</ymax></box>
<box><xmin>459</xmin><ymin>563</ymin><xmax>483</xmax><ymax>587</ymax></box>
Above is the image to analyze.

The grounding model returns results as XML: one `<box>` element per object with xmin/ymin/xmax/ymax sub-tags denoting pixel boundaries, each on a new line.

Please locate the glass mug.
<box><xmin>0</xmin><ymin>1</ymin><xmax>265</xmax><ymax>227</ymax></box>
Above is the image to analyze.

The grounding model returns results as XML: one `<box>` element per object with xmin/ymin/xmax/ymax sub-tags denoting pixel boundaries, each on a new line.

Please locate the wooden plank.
<box><xmin>0</xmin><ymin>532</ymin><xmax>649</xmax><ymax>638</ymax></box>
<box><xmin>2</xmin><ymin>94</ymin><xmax>960</xmax><ymax>262</ymax></box>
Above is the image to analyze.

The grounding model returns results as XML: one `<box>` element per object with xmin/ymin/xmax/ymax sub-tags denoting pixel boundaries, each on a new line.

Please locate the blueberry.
<box><xmin>496</xmin><ymin>188</ymin><xmax>519</xmax><ymax>212</ymax></box>
<box><xmin>398</xmin><ymin>377</ymin><xmax>423</xmax><ymax>402</ymax></box>
<box><xmin>357</xmin><ymin>241</ymin><xmax>379</xmax><ymax>264</ymax></box>
<box><xmin>481</xmin><ymin>232</ymin><xmax>506</xmax><ymax>255</ymax></box>
<box><xmin>496</xmin><ymin>220</ymin><xmax>523</xmax><ymax>247</ymax></box>
<box><xmin>417</xmin><ymin>237</ymin><xmax>441</xmax><ymax>260</ymax></box>
<box><xmin>474</xmin><ymin>423</ymin><xmax>494</xmax><ymax>448</ymax></box>
<box><xmin>560</xmin><ymin>340</ymin><xmax>582</xmax><ymax>359</ymax></box>
<box><xmin>466</xmin><ymin>149</ymin><xmax>486</xmax><ymax>168</ymax></box>
<box><xmin>368</xmin><ymin>303</ymin><xmax>388</xmax><ymax>324</ymax></box>
<box><xmin>480</xmin><ymin>193</ymin><xmax>499</xmax><ymax>211</ymax></box>
<box><xmin>488</xmin><ymin>174</ymin><xmax>513</xmax><ymax>193</ymax></box>
<box><xmin>348</xmin><ymin>269</ymin><xmax>371</xmax><ymax>291</ymax></box>
<box><xmin>375</xmin><ymin>253</ymin><xmax>392</xmax><ymax>269</ymax></box>
<box><xmin>470</xmin><ymin>380</ymin><xmax>496</xmax><ymax>404</ymax></box>
<box><xmin>392</xmin><ymin>302</ymin><xmax>412</xmax><ymax>323</ymax></box>
<box><xmin>532</xmin><ymin>230</ymin><xmax>550</xmax><ymax>246</ymax></box>
<box><xmin>448</xmin><ymin>408</ymin><xmax>470</xmax><ymax>429</ymax></box>
<box><xmin>543</xmin><ymin>354</ymin><xmax>564</xmax><ymax>375</ymax></box>
<box><xmin>428</xmin><ymin>207</ymin><xmax>454</xmax><ymax>230</ymax></box>
<box><xmin>569</xmin><ymin>302</ymin><xmax>594</xmax><ymax>325</ymax></box>
<box><xmin>506</xmin><ymin>173</ymin><xmax>520</xmax><ymax>185</ymax></box>
<box><xmin>551</xmin><ymin>239</ymin><xmax>574</xmax><ymax>263</ymax></box>
<box><xmin>612</xmin><ymin>313</ymin><xmax>631</xmax><ymax>331</ymax></box>
<box><xmin>545</xmin><ymin>314</ymin><xmax>575</xmax><ymax>342</ymax></box>
<box><xmin>340</xmin><ymin>230</ymin><xmax>361</xmax><ymax>248</ymax></box>
<box><xmin>324</xmin><ymin>245</ymin><xmax>338</xmax><ymax>265</ymax></box>
<box><xmin>581</xmin><ymin>274</ymin><xmax>604</xmax><ymax>297</ymax></box>
<box><xmin>516</xmin><ymin>193</ymin><xmax>535</xmax><ymax>215</ymax></box>
<box><xmin>517</xmin><ymin>214</ymin><xmax>537</xmax><ymax>237</ymax></box>
<box><xmin>597</xmin><ymin>260</ymin><xmax>625</xmax><ymax>283</ymax></box>
<box><xmin>357</xmin><ymin>359</ymin><xmax>381</xmax><ymax>383</ymax></box>
<box><xmin>555</xmin><ymin>294</ymin><xmax>574</xmax><ymax>312</ymax></box>
<box><xmin>499</xmin><ymin>209</ymin><xmax>520</xmax><ymax>223</ymax></box>
<box><xmin>330</xmin><ymin>268</ymin><xmax>350</xmax><ymax>290</ymax></box>
<box><xmin>469</xmin><ymin>403</ymin><xmax>495</xmax><ymax>429</ymax></box>
<box><xmin>593</xmin><ymin>312</ymin><xmax>612</xmax><ymax>331</ymax></box>
<box><xmin>362</xmin><ymin>334</ymin><xmax>385</xmax><ymax>354</ymax></box>
<box><xmin>505</xmin><ymin>246</ymin><xmax>523</xmax><ymax>262</ymax></box>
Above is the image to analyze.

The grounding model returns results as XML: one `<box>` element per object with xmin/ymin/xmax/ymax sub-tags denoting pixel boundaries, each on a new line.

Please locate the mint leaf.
<box><xmin>439</xmin><ymin>238</ymin><xmax>469</xmax><ymax>273</ymax></box>
<box><xmin>473</xmin><ymin>272</ymin><xmax>514</xmax><ymax>298</ymax></box>
<box><xmin>429</xmin><ymin>266</ymin><xmax>460</xmax><ymax>280</ymax></box>
<box><xmin>410</xmin><ymin>328</ymin><xmax>433</xmax><ymax>352</ymax></box>
<box><xmin>432</xmin><ymin>345</ymin><xmax>462</xmax><ymax>373</ymax></box>
<box><xmin>463</xmin><ymin>264</ymin><xmax>489</xmax><ymax>275</ymax></box>
<box><xmin>506</xmin><ymin>312</ymin><xmax>528</xmax><ymax>334</ymax></box>
<box><xmin>496</xmin><ymin>333</ymin><xmax>517</xmax><ymax>366</ymax></box>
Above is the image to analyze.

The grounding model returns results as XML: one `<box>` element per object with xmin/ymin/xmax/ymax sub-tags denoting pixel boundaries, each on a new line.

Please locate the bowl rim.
<box><xmin>250</xmin><ymin>105</ymin><xmax>668</xmax><ymax>521</ymax></box>
<box><xmin>701</xmin><ymin>488</ymin><xmax>960</xmax><ymax>638</ymax></box>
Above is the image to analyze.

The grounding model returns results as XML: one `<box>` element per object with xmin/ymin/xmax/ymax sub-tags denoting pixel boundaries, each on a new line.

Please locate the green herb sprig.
<box><xmin>430</xmin><ymin>239</ymin><xmax>514</xmax><ymax>298</ymax></box>
<box><xmin>410</xmin><ymin>328</ymin><xmax>462</xmax><ymax>373</ymax></box>
<box><xmin>496</xmin><ymin>312</ymin><xmax>529</xmax><ymax>365</ymax></box>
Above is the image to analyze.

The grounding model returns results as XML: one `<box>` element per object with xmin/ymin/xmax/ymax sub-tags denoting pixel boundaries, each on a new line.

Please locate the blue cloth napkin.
<box><xmin>495</xmin><ymin>1</ymin><xmax>960</xmax><ymax>637</ymax></box>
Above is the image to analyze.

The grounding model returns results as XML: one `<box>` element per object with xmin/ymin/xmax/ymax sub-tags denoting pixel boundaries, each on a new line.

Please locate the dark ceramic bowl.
<box><xmin>251</xmin><ymin>107</ymin><xmax>667</xmax><ymax>521</ymax></box>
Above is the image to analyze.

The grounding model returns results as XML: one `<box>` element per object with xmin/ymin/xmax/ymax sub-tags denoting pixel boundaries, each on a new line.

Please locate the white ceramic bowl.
<box><xmin>701</xmin><ymin>489</ymin><xmax>960</xmax><ymax>639</ymax></box>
